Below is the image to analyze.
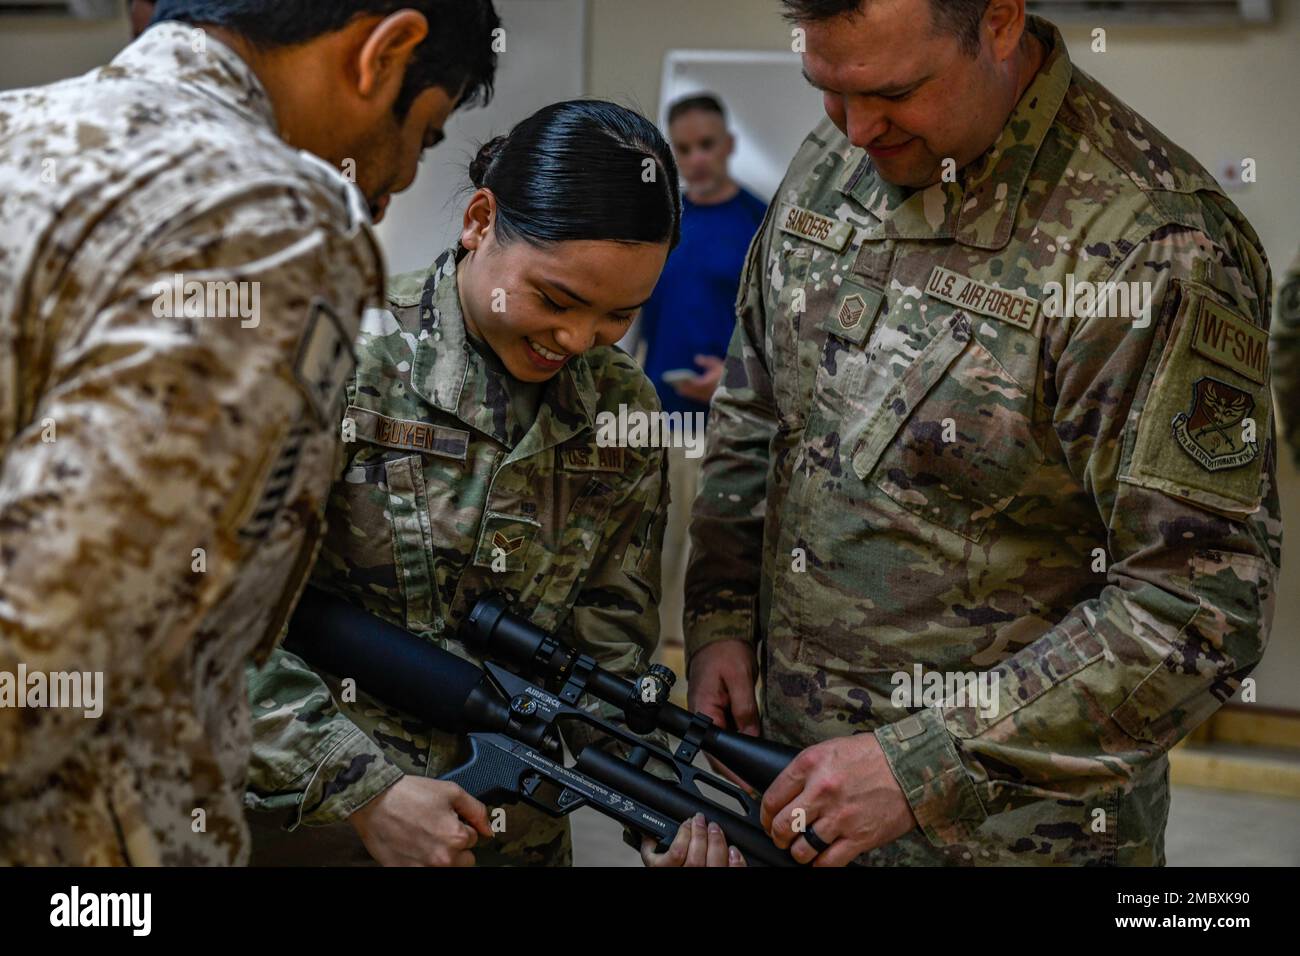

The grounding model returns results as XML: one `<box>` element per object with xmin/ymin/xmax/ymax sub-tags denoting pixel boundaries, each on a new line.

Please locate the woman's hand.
<box><xmin>640</xmin><ymin>813</ymin><xmax>748</xmax><ymax>867</ymax></box>
<box><xmin>350</xmin><ymin>776</ymin><xmax>494</xmax><ymax>866</ymax></box>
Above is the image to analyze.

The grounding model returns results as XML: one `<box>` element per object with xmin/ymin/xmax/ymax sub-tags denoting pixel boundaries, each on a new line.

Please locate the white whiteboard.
<box><xmin>375</xmin><ymin>0</ymin><xmax>587</xmax><ymax>274</ymax></box>
<box><xmin>658</xmin><ymin>49</ymin><xmax>828</xmax><ymax>202</ymax></box>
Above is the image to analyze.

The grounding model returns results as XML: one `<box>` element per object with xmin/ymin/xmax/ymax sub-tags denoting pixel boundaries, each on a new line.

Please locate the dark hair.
<box><xmin>469</xmin><ymin>100</ymin><xmax>683</xmax><ymax>250</ymax></box>
<box><xmin>667</xmin><ymin>93</ymin><xmax>726</xmax><ymax>126</ymax></box>
<box><xmin>781</xmin><ymin>0</ymin><xmax>990</xmax><ymax>56</ymax></box>
<box><xmin>150</xmin><ymin>0</ymin><xmax>500</xmax><ymax>116</ymax></box>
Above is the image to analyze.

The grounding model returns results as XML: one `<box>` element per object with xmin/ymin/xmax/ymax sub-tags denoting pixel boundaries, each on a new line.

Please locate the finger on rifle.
<box><xmin>760</xmin><ymin>757</ymin><xmax>810</xmax><ymax>833</ymax></box>
<box><xmin>789</xmin><ymin>834</ymin><xmax>820</xmax><ymax>865</ymax></box>
<box><xmin>639</xmin><ymin>835</ymin><xmax>659</xmax><ymax>866</ymax></box>
<box><xmin>812</xmin><ymin>838</ymin><xmax>859</xmax><ymax>868</ymax></box>
<box><xmin>693</xmin><ymin>698</ymin><xmax>729</xmax><ymax>734</ymax></box>
<box><xmin>706</xmin><ymin>820</ymin><xmax>730</xmax><ymax>867</ymax></box>
<box><xmin>724</xmin><ymin>674</ymin><xmax>761</xmax><ymax>737</ymax></box>
<box><xmin>693</xmin><ymin>698</ymin><xmax>752</xmax><ymax>786</ymax></box>
<box><xmin>458</xmin><ymin>821</ymin><xmax>481</xmax><ymax>849</ymax></box>
<box><xmin>766</xmin><ymin>794</ymin><xmax>810</xmax><ymax>850</ymax></box>
<box><xmin>659</xmin><ymin>820</ymin><xmax>694</xmax><ymax>867</ymax></box>
<box><xmin>686</xmin><ymin>813</ymin><xmax>709</xmax><ymax>867</ymax></box>
<box><xmin>729</xmin><ymin>845</ymin><xmax>747</xmax><ymax>867</ymax></box>
<box><xmin>450</xmin><ymin>787</ymin><xmax>494</xmax><ymax>837</ymax></box>
<box><xmin>690</xmin><ymin>692</ymin><xmax>754</xmax><ymax>788</ymax></box>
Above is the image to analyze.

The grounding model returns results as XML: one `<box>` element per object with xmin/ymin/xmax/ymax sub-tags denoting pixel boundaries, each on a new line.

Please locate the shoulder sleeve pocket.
<box><xmin>1120</xmin><ymin>280</ymin><xmax>1271</xmax><ymax>517</ymax></box>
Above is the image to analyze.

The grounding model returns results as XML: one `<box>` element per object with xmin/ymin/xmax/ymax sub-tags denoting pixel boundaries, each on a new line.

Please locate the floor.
<box><xmin>571</xmin><ymin>785</ymin><xmax>1300</xmax><ymax>867</ymax></box>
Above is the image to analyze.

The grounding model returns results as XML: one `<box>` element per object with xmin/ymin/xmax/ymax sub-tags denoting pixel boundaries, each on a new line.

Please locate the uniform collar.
<box><xmin>407</xmin><ymin>248</ymin><xmax>598</xmax><ymax>453</ymax></box>
<box><xmin>842</xmin><ymin>15</ymin><xmax>1072</xmax><ymax>251</ymax></box>
<box><xmin>111</xmin><ymin>21</ymin><xmax>278</xmax><ymax>133</ymax></box>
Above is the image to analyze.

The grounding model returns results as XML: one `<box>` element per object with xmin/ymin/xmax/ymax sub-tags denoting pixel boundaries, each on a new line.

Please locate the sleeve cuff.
<box><xmin>291</xmin><ymin>728</ymin><xmax>404</xmax><ymax>829</ymax></box>
<box><xmin>875</xmin><ymin>707</ymin><xmax>987</xmax><ymax>847</ymax></box>
<box><xmin>684</xmin><ymin>602</ymin><xmax>757</xmax><ymax>668</ymax></box>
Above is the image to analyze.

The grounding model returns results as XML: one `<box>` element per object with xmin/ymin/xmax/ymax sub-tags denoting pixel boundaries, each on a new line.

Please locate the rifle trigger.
<box><xmin>521</xmin><ymin>772</ymin><xmax>543</xmax><ymax>797</ymax></box>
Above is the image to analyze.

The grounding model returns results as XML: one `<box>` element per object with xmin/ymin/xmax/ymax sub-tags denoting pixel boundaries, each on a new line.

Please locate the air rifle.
<box><xmin>285</xmin><ymin>587</ymin><xmax>802</xmax><ymax>866</ymax></box>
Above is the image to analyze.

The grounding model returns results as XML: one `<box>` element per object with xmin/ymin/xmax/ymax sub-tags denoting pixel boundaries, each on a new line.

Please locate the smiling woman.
<box><xmin>245</xmin><ymin>100</ymin><xmax>688</xmax><ymax>869</ymax></box>
<box><xmin>457</xmin><ymin>100</ymin><xmax>681</xmax><ymax>382</ymax></box>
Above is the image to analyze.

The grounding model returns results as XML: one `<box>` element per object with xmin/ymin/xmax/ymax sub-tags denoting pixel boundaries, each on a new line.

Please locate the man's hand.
<box><xmin>687</xmin><ymin>639</ymin><xmax>759</xmax><ymax>785</ymax></box>
<box><xmin>761</xmin><ymin>733</ymin><xmax>917</xmax><ymax>867</ymax></box>
<box><xmin>640</xmin><ymin>813</ymin><xmax>747</xmax><ymax>868</ymax></box>
<box><xmin>350</xmin><ymin>776</ymin><xmax>493</xmax><ymax>867</ymax></box>
<box><xmin>672</xmin><ymin>354</ymin><xmax>725</xmax><ymax>404</ymax></box>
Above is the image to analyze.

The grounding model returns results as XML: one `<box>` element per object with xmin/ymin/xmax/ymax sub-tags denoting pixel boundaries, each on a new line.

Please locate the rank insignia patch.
<box><xmin>838</xmin><ymin>293</ymin><xmax>867</xmax><ymax>330</ymax></box>
<box><xmin>492</xmin><ymin>531</ymin><xmax>525</xmax><ymax>555</ymax></box>
<box><xmin>1172</xmin><ymin>377</ymin><xmax>1258</xmax><ymax>471</ymax></box>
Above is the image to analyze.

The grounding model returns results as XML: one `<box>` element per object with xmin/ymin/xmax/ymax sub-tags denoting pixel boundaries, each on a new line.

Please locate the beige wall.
<box><xmin>587</xmin><ymin>0</ymin><xmax>1300</xmax><ymax>709</ymax></box>
<box><xmin>0</xmin><ymin>11</ymin><xmax>133</xmax><ymax>91</ymax></box>
<box><xmin>587</xmin><ymin>1</ymin><xmax>1299</xmax><ymax>268</ymax></box>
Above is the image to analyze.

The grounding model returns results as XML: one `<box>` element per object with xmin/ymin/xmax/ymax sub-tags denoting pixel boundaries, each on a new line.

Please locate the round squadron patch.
<box><xmin>1171</xmin><ymin>377</ymin><xmax>1258</xmax><ymax>471</ymax></box>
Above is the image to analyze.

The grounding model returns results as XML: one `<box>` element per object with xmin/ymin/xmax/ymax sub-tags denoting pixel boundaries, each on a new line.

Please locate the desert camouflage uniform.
<box><xmin>686</xmin><ymin>17</ymin><xmax>1278</xmax><ymax>866</ymax></box>
<box><xmin>0</xmin><ymin>23</ymin><xmax>383</xmax><ymax>865</ymax></box>
<box><xmin>1269</xmin><ymin>247</ymin><xmax>1300</xmax><ymax>464</ymax></box>
<box><xmin>246</xmin><ymin>248</ymin><xmax>668</xmax><ymax>866</ymax></box>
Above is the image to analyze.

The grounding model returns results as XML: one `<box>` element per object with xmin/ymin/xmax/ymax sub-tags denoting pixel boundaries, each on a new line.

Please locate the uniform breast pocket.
<box><xmin>852</xmin><ymin>311</ymin><xmax>1043</xmax><ymax>542</ymax></box>
<box><xmin>325</xmin><ymin>450</ymin><xmax>438</xmax><ymax>631</ymax></box>
<box><xmin>469</xmin><ymin>474</ymin><xmax>616</xmax><ymax>629</ymax></box>
<box><xmin>543</xmin><ymin>475</ymin><xmax>619</xmax><ymax>616</ymax></box>
<box><xmin>472</xmin><ymin>511</ymin><xmax>542</xmax><ymax>576</ymax></box>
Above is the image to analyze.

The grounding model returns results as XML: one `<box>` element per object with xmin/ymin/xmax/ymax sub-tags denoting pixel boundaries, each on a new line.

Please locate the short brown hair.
<box><xmin>667</xmin><ymin>93</ymin><xmax>727</xmax><ymax>127</ymax></box>
<box><xmin>781</xmin><ymin>0</ymin><xmax>991</xmax><ymax>56</ymax></box>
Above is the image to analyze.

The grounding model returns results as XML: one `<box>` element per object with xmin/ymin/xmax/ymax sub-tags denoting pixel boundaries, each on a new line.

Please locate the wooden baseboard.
<box><xmin>1200</xmin><ymin>706</ymin><xmax>1300</xmax><ymax>750</ymax></box>
<box><xmin>1169</xmin><ymin>746</ymin><xmax>1300</xmax><ymax>799</ymax></box>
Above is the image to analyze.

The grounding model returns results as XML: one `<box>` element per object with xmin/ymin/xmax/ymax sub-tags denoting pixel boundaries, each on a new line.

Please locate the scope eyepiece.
<box><xmin>463</xmin><ymin>593</ymin><xmax>509</xmax><ymax>651</ymax></box>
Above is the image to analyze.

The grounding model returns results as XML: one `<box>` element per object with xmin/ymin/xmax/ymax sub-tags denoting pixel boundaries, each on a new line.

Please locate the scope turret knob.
<box><xmin>636</xmin><ymin>665</ymin><xmax>676</xmax><ymax>706</ymax></box>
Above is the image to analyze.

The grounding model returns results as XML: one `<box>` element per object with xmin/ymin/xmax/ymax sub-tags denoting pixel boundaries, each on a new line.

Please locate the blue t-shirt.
<box><xmin>641</xmin><ymin>188</ymin><xmax>769</xmax><ymax>418</ymax></box>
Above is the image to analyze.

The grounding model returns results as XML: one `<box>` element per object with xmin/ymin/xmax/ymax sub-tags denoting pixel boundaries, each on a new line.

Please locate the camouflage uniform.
<box><xmin>1269</xmin><ymin>247</ymin><xmax>1300</xmax><ymax>464</ymax></box>
<box><xmin>246</xmin><ymin>248</ymin><xmax>668</xmax><ymax>866</ymax></box>
<box><xmin>686</xmin><ymin>17</ymin><xmax>1278</xmax><ymax>866</ymax></box>
<box><xmin>0</xmin><ymin>23</ymin><xmax>383</xmax><ymax>865</ymax></box>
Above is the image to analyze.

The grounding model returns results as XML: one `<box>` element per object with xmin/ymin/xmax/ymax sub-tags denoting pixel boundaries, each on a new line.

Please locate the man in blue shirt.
<box><xmin>638</xmin><ymin>93</ymin><xmax>767</xmax><ymax>657</ymax></box>
<box><xmin>642</xmin><ymin>94</ymin><xmax>769</xmax><ymax>414</ymax></box>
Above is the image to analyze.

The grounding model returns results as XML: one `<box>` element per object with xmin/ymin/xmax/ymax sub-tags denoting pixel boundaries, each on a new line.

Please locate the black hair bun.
<box><xmin>469</xmin><ymin>135</ymin><xmax>508</xmax><ymax>188</ymax></box>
